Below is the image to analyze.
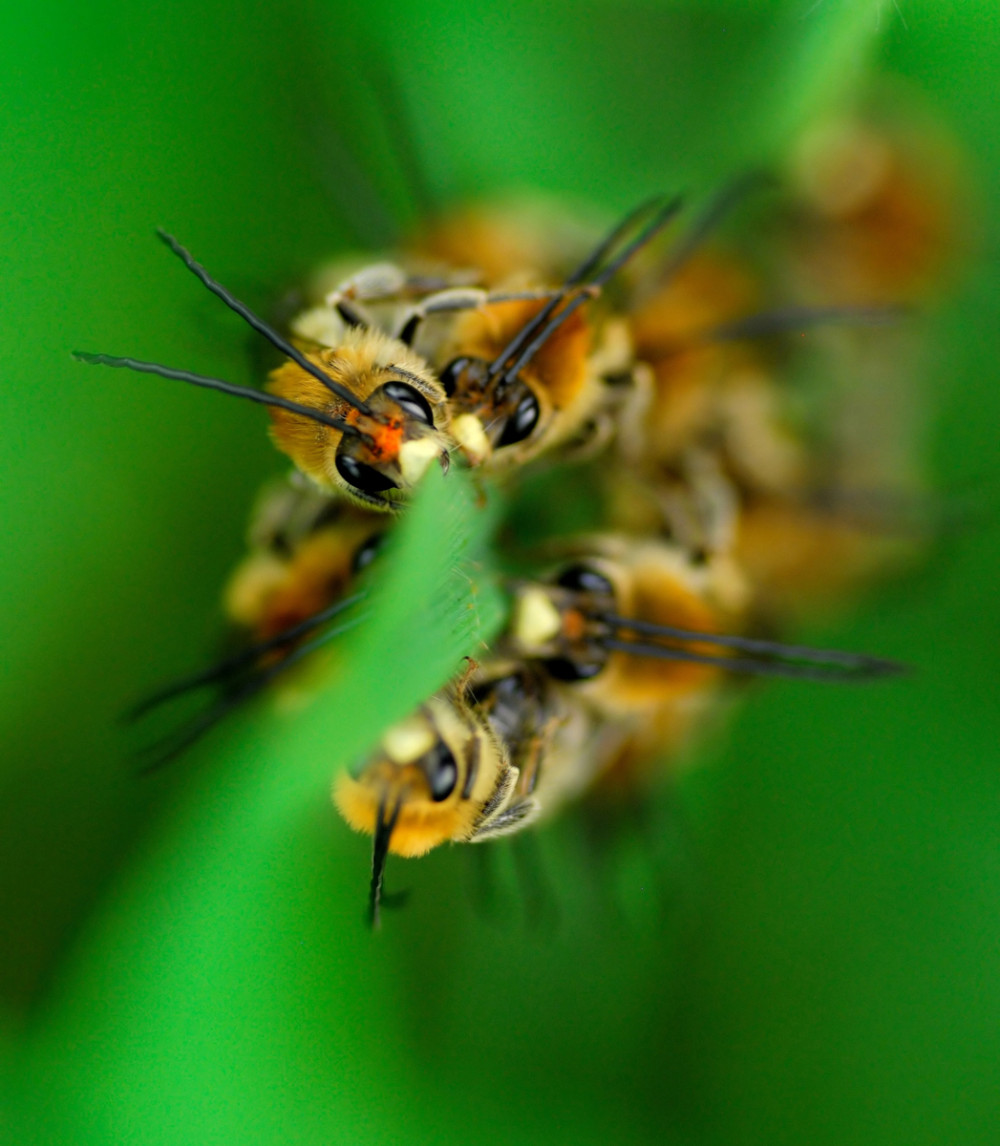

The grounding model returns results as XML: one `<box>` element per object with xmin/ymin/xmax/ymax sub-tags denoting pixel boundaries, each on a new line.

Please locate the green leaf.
<box><xmin>5</xmin><ymin>2</ymin><xmax>1000</xmax><ymax>1145</ymax></box>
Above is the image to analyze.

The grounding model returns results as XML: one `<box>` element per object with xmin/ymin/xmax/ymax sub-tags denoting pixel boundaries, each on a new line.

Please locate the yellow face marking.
<box><xmin>382</xmin><ymin>716</ymin><xmax>437</xmax><ymax>765</ymax></box>
<box><xmin>512</xmin><ymin>588</ymin><xmax>563</xmax><ymax>650</ymax></box>
<box><xmin>398</xmin><ymin>436</ymin><xmax>441</xmax><ymax>484</ymax></box>
<box><xmin>451</xmin><ymin>413</ymin><xmax>492</xmax><ymax>466</ymax></box>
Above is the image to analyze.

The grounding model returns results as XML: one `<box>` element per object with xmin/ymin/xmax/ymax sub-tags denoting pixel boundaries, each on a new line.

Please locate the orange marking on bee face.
<box><xmin>562</xmin><ymin>608</ymin><xmax>588</xmax><ymax>642</ymax></box>
<box><xmin>345</xmin><ymin>409</ymin><xmax>405</xmax><ymax>463</ymax></box>
<box><xmin>367</xmin><ymin>419</ymin><xmax>404</xmax><ymax>463</ymax></box>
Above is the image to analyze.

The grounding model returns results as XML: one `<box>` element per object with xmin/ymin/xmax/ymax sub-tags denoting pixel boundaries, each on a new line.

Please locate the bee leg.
<box><xmin>324</xmin><ymin>263</ymin><xmax>415</xmax><ymax>329</ymax></box>
<box><xmin>467</xmin><ymin>798</ymin><xmax>540</xmax><ymax>841</ymax></box>
<box><xmin>394</xmin><ymin>287</ymin><xmax>563</xmax><ymax>346</ymax></box>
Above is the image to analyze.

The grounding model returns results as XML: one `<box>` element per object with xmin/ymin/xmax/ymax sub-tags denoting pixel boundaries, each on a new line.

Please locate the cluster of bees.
<box><xmin>79</xmin><ymin>104</ymin><xmax>962</xmax><ymax>926</ymax></box>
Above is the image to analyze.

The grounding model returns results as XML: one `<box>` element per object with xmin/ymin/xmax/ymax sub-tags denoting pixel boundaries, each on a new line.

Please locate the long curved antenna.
<box><xmin>125</xmin><ymin>592</ymin><xmax>368</xmax><ymax>721</ymax></box>
<box><xmin>656</xmin><ymin>170</ymin><xmax>772</xmax><ymax>285</ymax></box>
<box><xmin>599</xmin><ymin>613</ymin><xmax>904</xmax><ymax>682</ymax></box>
<box><xmin>486</xmin><ymin>195</ymin><xmax>682</xmax><ymax>385</ymax></box>
<box><xmin>566</xmin><ymin>195</ymin><xmax>670</xmax><ymax>287</ymax></box>
<box><xmin>497</xmin><ymin>195</ymin><xmax>684</xmax><ymax>387</ymax></box>
<box><xmin>72</xmin><ymin>352</ymin><xmax>359</xmax><ymax>438</ymax></box>
<box><xmin>156</xmin><ymin>231</ymin><xmax>375</xmax><ymax>416</ymax></box>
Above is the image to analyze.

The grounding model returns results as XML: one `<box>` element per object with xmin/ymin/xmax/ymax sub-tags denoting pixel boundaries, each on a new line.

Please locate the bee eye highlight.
<box><xmin>380</xmin><ymin>381</ymin><xmax>434</xmax><ymax>426</ymax></box>
<box><xmin>424</xmin><ymin>741</ymin><xmax>458</xmax><ymax>802</ymax></box>
<box><xmin>556</xmin><ymin>564</ymin><xmax>614</xmax><ymax>597</ymax></box>
<box><xmin>497</xmin><ymin>390</ymin><xmax>540</xmax><ymax>448</ymax></box>
<box><xmin>335</xmin><ymin>453</ymin><xmax>399</xmax><ymax>496</ymax></box>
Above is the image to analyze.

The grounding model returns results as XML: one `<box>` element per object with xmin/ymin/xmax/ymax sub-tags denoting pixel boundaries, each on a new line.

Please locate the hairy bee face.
<box><xmin>508</xmin><ymin>540</ymin><xmax>747</xmax><ymax>718</ymax></box>
<box><xmin>334</xmin><ymin>695</ymin><xmax>516</xmax><ymax>858</ymax></box>
<box><xmin>267</xmin><ymin>327</ymin><xmax>451</xmax><ymax>511</ymax></box>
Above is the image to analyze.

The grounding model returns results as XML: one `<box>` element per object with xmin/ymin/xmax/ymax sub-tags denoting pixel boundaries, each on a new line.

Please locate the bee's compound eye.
<box><xmin>424</xmin><ymin>740</ymin><xmax>458</xmax><ymax>802</ymax></box>
<box><xmin>335</xmin><ymin>453</ymin><xmax>399</xmax><ymax>496</ymax></box>
<box><xmin>496</xmin><ymin>390</ymin><xmax>540</xmax><ymax>448</ymax></box>
<box><xmin>439</xmin><ymin>357</ymin><xmax>470</xmax><ymax>398</ymax></box>
<box><xmin>351</xmin><ymin>531</ymin><xmax>386</xmax><ymax>575</ymax></box>
<box><xmin>543</xmin><ymin>656</ymin><xmax>604</xmax><ymax>683</ymax></box>
<box><xmin>381</xmin><ymin>381</ymin><xmax>435</xmax><ymax>426</ymax></box>
<box><xmin>555</xmin><ymin>564</ymin><xmax>614</xmax><ymax>597</ymax></box>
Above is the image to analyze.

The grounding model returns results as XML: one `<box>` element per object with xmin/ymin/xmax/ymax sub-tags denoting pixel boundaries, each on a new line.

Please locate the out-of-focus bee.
<box><xmin>783</xmin><ymin>104</ymin><xmax>969</xmax><ymax>304</ymax></box>
<box><xmin>223</xmin><ymin>477</ymin><xmax>385</xmax><ymax>644</ymax></box>
<box><xmin>609</xmin><ymin>216</ymin><xmax>926</xmax><ymax>619</ymax></box>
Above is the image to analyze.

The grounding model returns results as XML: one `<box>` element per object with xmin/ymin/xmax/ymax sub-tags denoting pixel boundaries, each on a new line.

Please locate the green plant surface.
<box><xmin>3</xmin><ymin>2</ymin><xmax>1000</xmax><ymax>1144</ymax></box>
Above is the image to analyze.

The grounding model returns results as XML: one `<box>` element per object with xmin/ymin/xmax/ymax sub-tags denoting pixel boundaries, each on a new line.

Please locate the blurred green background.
<box><xmin>3</xmin><ymin>1</ymin><xmax>1000</xmax><ymax>1143</ymax></box>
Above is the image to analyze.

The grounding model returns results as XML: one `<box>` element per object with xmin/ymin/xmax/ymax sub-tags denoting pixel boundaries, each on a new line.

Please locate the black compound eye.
<box><xmin>335</xmin><ymin>453</ymin><xmax>398</xmax><ymax>496</ymax></box>
<box><xmin>424</xmin><ymin>740</ymin><xmax>458</xmax><ymax>802</ymax></box>
<box><xmin>439</xmin><ymin>357</ymin><xmax>470</xmax><ymax>398</ymax></box>
<box><xmin>380</xmin><ymin>381</ymin><xmax>434</xmax><ymax>426</ymax></box>
<box><xmin>543</xmin><ymin>656</ymin><xmax>604</xmax><ymax>683</ymax></box>
<box><xmin>496</xmin><ymin>390</ymin><xmax>540</xmax><ymax>448</ymax></box>
<box><xmin>556</xmin><ymin>564</ymin><xmax>614</xmax><ymax>597</ymax></box>
<box><xmin>350</xmin><ymin>531</ymin><xmax>386</xmax><ymax>575</ymax></box>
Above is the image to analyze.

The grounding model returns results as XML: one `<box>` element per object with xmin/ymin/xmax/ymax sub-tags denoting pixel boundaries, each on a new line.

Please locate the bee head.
<box><xmin>268</xmin><ymin>329</ymin><xmax>452</xmax><ymax>511</ymax></box>
<box><xmin>438</xmin><ymin>294</ymin><xmax>591</xmax><ymax>469</ymax></box>
<box><xmin>333</xmin><ymin>697</ymin><xmax>492</xmax><ymax>860</ymax></box>
<box><xmin>509</xmin><ymin>562</ymin><xmax>618</xmax><ymax>682</ymax></box>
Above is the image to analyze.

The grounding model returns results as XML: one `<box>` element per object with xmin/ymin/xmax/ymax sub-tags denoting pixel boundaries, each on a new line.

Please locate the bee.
<box><xmin>264</xmin><ymin>324</ymin><xmax>452</xmax><ymax>509</ymax></box>
<box><xmin>608</xmin><ymin>191</ymin><xmax>922</xmax><ymax>614</ymax></box>
<box><xmin>783</xmin><ymin>105</ymin><xmax>969</xmax><ymax>304</ymax></box>
<box><xmin>335</xmin><ymin>533</ymin><xmax>903</xmax><ymax>925</ymax></box>
<box><xmin>74</xmin><ymin>231</ymin><xmax>453</xmax><ymax>511</ymax></box>
<box><xmin>223</xmin><ymin>477</ymin><xmax>386</xmax><ymax>643</ymax></box>
<box><xmin>503</xmin><ymin>535</ymin><xmax>904</xmax><ymax>760</ymax></box>
<box><xmin>427</xmin><ymin>195</ymin><xmax>681</xmax><ymax>471</ymax></box>
<box><xmin>289</xmin><ymin>195</ymin><xmax>681</xmax><ymax>473</ymax></box>
<box><xmin>334</xmin><ymin>658</ymin><xmax>622</xmax><ymax>926</ymax></box>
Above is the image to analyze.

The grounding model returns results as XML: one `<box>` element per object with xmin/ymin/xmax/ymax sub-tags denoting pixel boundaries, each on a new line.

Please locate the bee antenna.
<box><xmin>369</xmin><ymin>793</ymin><xmax>402</xmax><ymax>929</ymax></box>
<box><xmin>597</xmin><ymin>613</ymin><xmax>906</xmax><ymax>683</ymax></box>
<box><xmin>124</xmin><ymin>593</ymin><xmax>367</xmax><ymax>722</ymax></box>
<box><xmin>72</xmin><ymin>352</ymin><xmax>363</xmax><ymax>439</ymax></box>
<box><xmin>565</xmin><ymin>195</ymin><xmax>672</xmax><ymax>287</ymax></box>
<box><xmin>484</xmin><ymin>195</ymin><xmax>678</xmax><ymax>386</ymax></box>
<box><xmin>498</xmin><ymin>195</ymin><xmax>684</xmax><ymax>387</ymax></box>
<box><xmin>656</xmin><ymin>169</ymin><xmax>773</xmax><ymax>284</ymax></box>
<box><xmin>706</xmin><ymin>302</ymin><xmax>911</xmax><ymax>344</ymax></box>
<box><xmin>155</xmin><ymin>230</ymin><xmax>375</xmax><ymax>417</ymax></box>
